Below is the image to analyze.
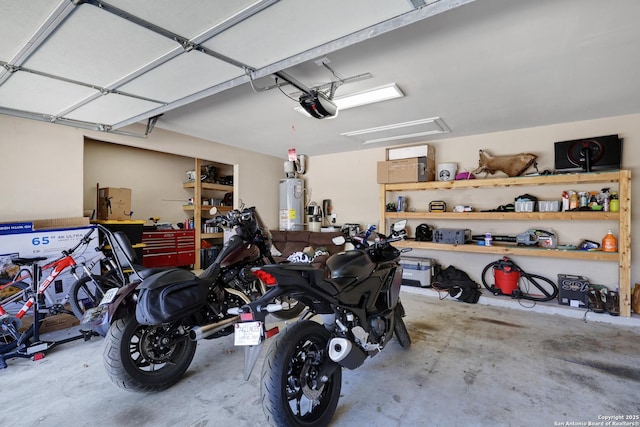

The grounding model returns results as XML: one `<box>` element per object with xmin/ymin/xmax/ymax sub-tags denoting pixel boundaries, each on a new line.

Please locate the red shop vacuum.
<box><xmin>484</xmin><ymin>257</ymin><xmax>521</xmax><ymax>296</ymax></box>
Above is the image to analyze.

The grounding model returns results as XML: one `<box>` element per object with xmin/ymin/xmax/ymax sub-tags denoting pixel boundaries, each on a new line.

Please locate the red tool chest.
<box><xmin>142</xmin><ymin>229</ymin><xmax>195</xmax><ymax>268</ymax></box>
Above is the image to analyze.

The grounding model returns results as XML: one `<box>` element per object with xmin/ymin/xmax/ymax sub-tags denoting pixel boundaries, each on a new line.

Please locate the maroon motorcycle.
<box><xmin>83</xmin><ymin>206</ymin><xmax>303</xmax><ymax>392</ymax></box>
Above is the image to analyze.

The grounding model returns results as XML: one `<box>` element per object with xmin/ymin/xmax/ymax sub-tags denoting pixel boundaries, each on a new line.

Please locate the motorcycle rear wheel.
<box><xmin>103</xmin><ymin>315</ymin><xmax>196</xmax><ymax>392</ymax></box>
<box><xmin>261</xmin><ymin>320</ymin><xmax>341</xmax><ymax>427</ymax></box>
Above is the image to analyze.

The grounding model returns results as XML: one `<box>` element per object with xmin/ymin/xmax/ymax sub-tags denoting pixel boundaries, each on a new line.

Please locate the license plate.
<box><xmin>234</xmin><ymin>321</ymin><xmax>263</xmax><ymax>346</ymax></box>
<box><xmin>99</xmin><ymin>287</ymin><xmax>119</xmax><ymax>306</ymax></box>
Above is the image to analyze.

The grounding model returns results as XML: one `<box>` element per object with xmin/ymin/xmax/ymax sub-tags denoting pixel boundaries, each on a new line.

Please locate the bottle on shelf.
<box><xmin>609</xmin><ymin>191</ymin><xmax>619</xmax><ymax>212</ymax></box>
<box><xmin>601</xmin><ymin>230</ymin><xmax>618</xmax><ymax>252</ymax></box>
<box><xmin>569</xmin><ymin>191</ymin><xmax>579</xmax><ymax>210</ymax></box>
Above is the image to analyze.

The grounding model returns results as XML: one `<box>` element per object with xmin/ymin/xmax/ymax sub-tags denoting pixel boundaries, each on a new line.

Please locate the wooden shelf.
<box><xmin>385</xmin><ymin>211</ymin><xmax>620</xmax><ymax>220</ymax></box>
<box><xmin>201</xmin><ymin>232</ymin><xmax>224</xmax><ymax>239</ymax></box>
<box><xmin>394</xmin><ymin>240</ymin><xmax>619</xmax><ymax>261</ymax></box>
<box><xmin>380</xmin><ymin>169</ymin><xmax>632</xmax><ymax>316</ymax></box>
<box><xmin>184</xmin><ymin>159</ymin><xmax>234</xmax><ymax>269</ymax></box>
<box><xmin>383</xmin><ymin>170</ymin><xmax>621</xmax><ymax>191</ymax></box>
<box><xmin>183</xmin><ymin>181</ymin><xmax>233</xmax><ymax>192</ymax></box>
<box><xmin>182</xmin><ymin>205</ymin><xmax>232</xmax><ymax>212</ymax></box>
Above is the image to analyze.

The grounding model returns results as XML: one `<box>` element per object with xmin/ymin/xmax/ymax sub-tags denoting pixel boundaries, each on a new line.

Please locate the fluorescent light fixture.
<box><xmin>295</xmin><ymin>83</ymin><xmax>403</xmax><ymax>116</ymax></box>
<box><xmin>341</xmin><ymin>117</ymin><xmax>451</xmax><ymax>145</ymax></box>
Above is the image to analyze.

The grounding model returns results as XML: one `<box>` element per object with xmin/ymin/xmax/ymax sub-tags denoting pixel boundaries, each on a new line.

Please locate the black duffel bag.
<box><xmin>136</xmin><ymin>269</ymin><xmax>207</xmax><ymax>325</ymax></box>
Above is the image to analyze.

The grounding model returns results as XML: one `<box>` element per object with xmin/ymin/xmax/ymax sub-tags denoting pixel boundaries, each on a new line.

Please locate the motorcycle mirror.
<box><xmin>332</xmin><ymin>236</ymin><xmax>346</xmax><ymax>245</ymax></box>
<box><xmin>209</xmin><ymin>207</ymin><xmax>218</xmax><ymax>215</ymax></box>
<box><xmin>392</xmin><ymin>220</ymin><xmax>407</xmax><ymax>232</ymax></box>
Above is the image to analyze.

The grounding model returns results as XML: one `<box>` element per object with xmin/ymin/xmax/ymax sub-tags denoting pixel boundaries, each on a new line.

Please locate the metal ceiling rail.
<box><xmin>113</xmin><ymin>0</ymin><xmax>478</xmax><ymax>131</ymax></box>
<box><xmin>0</xmin><ymin>1</ymin><xmax>76</xmax><ymax>86</ymax></box>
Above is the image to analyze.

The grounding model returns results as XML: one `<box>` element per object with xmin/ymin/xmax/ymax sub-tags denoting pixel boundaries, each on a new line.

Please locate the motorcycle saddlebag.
<box><xmin>135</xmin><ymin>269</ymin><xmax>207</xmax><ymax>325</ymax></box>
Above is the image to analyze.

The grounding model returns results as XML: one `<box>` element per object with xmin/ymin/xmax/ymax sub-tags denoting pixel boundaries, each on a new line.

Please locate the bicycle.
<box><xmin>481</xmin><ymin>256</ymin><xmax>558</xmax><ymax>302</ymax></box>
<box><xmin>0</xmin><ymin>229</ymin><xmax>97</xmax><ymax>367</ymax></box>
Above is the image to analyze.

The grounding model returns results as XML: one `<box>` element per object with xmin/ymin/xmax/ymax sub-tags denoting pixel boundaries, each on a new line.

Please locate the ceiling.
<box><xmin>2</xmin><ymin>0</ymin><xmax>640</xmax><ymax>158</ymax></box>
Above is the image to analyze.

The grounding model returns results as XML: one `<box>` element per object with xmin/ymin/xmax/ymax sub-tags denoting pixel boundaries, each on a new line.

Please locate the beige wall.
<box><xmin>305</xmin><ymin>113</ymin><xmax>639</xmax><ymax>288</ymax></box>
<box><xmin>0</xmin><ymin>115</ymin><xmax>284</xmax><ymax>228</ymax></box>
<box><xmin>1</xmin><ymin>112</ymin><xmax>637</xmax><ymax>287</ymax></box>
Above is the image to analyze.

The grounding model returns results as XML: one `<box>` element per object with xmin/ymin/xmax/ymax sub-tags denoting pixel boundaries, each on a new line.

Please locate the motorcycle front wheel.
<box><xmin>261</xmin><ymin>320</ymin><xmax>341</xmax><ymax>427</ymax></box>
<box><xmin>103</xmin><ymin>315</ymin><xmax>197</xmax><ymax>392</ymax></box>
<box><xmin>393</xmin><ymin>303</ymin><xmax>411</xmax><ymax>349</ymax></box>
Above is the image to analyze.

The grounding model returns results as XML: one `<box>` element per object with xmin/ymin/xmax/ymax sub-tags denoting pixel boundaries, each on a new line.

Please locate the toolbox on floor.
<box><xmin>400</xmin><ymin>256</ymin><xmax>434</xmax><ymax>287</ymax></box>
<box><xmin>557</xmin><ymin>274</ymin><xmax>589</xmax><ymax>308</ymax></box>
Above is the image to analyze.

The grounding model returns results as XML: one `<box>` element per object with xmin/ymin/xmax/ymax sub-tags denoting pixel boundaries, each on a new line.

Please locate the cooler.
<box><xmin>400</xmin><ymin>256</ymin><xmax>434</xmax><ymax>287</ymax></box>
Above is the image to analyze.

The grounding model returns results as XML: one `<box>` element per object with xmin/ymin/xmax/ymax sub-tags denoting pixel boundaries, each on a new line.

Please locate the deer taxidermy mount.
<box><xmin>473</xmin><ymin>150</ymin><xmax>538</xmax><ymax>177</ymax></box>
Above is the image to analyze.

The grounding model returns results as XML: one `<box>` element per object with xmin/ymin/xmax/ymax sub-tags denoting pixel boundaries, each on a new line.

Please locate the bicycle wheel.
<box><xmin>0</xmin><ymin>279</ymin><xmax>30</xmax><ymax>315</ymax></box>
<box><xmin>0</xmin><ymin>279</ymin><xmax>30</xmax><ymax>345</ymax></box>
<box><xmin>69</xmin><ymin>275</ymin><xmax>120</xmax><ymax>320</ymax></box>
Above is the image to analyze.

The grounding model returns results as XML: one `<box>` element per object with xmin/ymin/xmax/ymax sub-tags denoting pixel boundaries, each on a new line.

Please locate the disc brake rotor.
<box><xmin>138</xmin><ymin>327</ymin><xmax>177</xmax><ymax>363</ymax></box>
<box><xmin>300</xmin><ymin>359</ymin><xmax>324</xmax><ymax>400</ymax></box>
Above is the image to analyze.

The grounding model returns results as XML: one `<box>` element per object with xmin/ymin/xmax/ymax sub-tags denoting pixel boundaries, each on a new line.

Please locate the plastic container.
<box><xmin>515</xmin><ymin>201</ymin><xmax>535</xmax><ymax>212</ymax></box>
<box><xmin>609</xmin><ymin>192</ymin><xmax>619</xmax><ymax>212</ymax></box>
<box><xmin>538</xmin><ymin>200</ymin><xmax>560</xmax><ymax>212</ymax></box>
<box><xmin>602</xmin><ymin>230</ymin><xmax>618</xmax><ymax>252</ymax></box>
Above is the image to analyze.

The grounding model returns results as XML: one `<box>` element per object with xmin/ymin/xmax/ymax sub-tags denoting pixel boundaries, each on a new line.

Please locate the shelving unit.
<box><xmin>380</xmin><ymin>170</ymin><xmax>632</xmax><ymax>316</ymax></box>
<box><xmin>183</xmin><ymin>158</ymin><xmax>234</xmax><ymax>269</ymax></box>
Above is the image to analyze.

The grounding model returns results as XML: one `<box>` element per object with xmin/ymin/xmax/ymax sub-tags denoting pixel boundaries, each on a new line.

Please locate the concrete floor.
<box><xmin>1</xmin><ymin>291</ymin><xmax>639</xmax><ymax>427</ymax></box>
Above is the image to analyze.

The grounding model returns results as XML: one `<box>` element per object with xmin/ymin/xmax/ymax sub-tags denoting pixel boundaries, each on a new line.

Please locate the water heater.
<box><xmin>279</xmin><ymin>178</ymin><xmax>305</xmax><ymax>231</ymax></box>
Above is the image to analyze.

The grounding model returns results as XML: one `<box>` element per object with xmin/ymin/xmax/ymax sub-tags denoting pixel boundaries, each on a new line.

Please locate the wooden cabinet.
<box><xmin>142</xmin><ymin>229</ymin><xmax>195</xmax><ymax>268</ymax></box>
<box><xmin>183</xmin><ymin>158</ymin><xmax>233</xmax><ymax>269</ymax></box>
<box><xmin>380</xmin><ymin>170</ymin><xmax>632</xmax><ymax>316</ymax></box>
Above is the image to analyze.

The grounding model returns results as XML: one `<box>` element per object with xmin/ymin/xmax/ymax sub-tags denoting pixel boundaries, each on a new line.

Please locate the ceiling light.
<box><xmin>341</xmin><ymin>117</ymin><xmax>451</xmax><ymax>145</ymax></box>
<box><xmin>294</xmin><ymin>83</ymin><xmax>403</xmax><ymax>116</ymax></box>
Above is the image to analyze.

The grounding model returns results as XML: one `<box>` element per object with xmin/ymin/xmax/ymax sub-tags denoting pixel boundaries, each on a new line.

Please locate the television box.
<box><xmin>554</xmin><ymin>134</ymin><xmax>622</xmax><ymax>173</ymax></box>
<box><xmin>387</xmin><ymin>144</ymin><xmax>436</xmax><ymax>161</ymax></box>
<box><xmin>97</xmin><ymin>187</ymin><xmax>132</xmax><ymax>221</ymax></box>
<box><xmin>377</xmin><ymin>157</ymin><xmax>435</xmax><ymax>184</ymax></box>
<box><xmin>400</xmin><ymin>256</ymin><xmax>433</xmax><ymax>287</ymax></box>
<box><xmin>0</xmin><ymin>226</ymin><xmax>98</xmax><ymax>305</ymax></box>
<box><xmin>557</xmin><ymin>274</ymin><xmax>590</xmax><ymax>308</ymax></box>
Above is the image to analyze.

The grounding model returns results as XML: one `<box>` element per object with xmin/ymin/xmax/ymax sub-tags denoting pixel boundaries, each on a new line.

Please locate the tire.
<box><xmin>68</xmin><ymin>275</ymin><xmax>119</xmax><ymax>320</ymax></box>
<box><xmin>0</xmin><ymin>280</ymin><xmax>30</xmax><ymax>346</ymax></box>
<box><xmin>103</xmin><ymin>315</ymin><xmax>197</xmax><ymax>392</ymax></box>
<box><xmin>261</xmin><ymin>320</ymin><xmax>341</xmax><ymax>426</ymax></box>
<box><xmin>271</xmin><ymin>296</ymin><xmax>305</xmax><ymax>320</ymax></box>
<box><xmin>393</xmin><ymin>303</ymin><xmax>411</xmax><ymax>349</ymax></box>
<box><xmin>0</xmin><ymin>279</ymin><xmax>30</xmax><ymax>314</ymax></box>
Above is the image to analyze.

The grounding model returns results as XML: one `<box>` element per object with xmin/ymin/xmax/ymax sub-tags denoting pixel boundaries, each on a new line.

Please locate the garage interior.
<box><xmin>1</xmin><ymin>1</ymin><xmax>639</xmax><ymax>426</ymax></box>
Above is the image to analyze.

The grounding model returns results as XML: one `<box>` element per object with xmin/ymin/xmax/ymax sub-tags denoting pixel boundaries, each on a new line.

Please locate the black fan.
<box><xmin>567</xmin><ymin>139</ymin><xmax>604</xmax><ymax>172</ymax></box>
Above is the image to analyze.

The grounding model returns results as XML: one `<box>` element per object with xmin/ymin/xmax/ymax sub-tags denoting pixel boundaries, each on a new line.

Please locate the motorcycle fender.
<box><xmin>107</xmin><ymin>281</ymin><xmax>139</xmax><ymax>323</ymax></box>
<box><xmin>243</xmin><ymin>343</ymin><xmax>264</xmax><ymax>381</ymax></box>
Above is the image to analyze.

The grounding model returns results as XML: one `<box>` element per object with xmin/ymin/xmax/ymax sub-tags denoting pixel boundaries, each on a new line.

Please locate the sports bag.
<box><xmin>136</xmin><ymin>269</ymin><xmax>207</xmax><ymax>325</ymax></box>
<box><xmin>433</xmin><ymin>264</ymin><xmax>482</xmax><ymax>304</ymax></box>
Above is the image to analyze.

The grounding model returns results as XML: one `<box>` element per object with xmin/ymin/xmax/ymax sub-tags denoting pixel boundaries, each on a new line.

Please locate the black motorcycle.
<box><xmin>83</xmin><ymin>206</ymin><xmax>303</xmax><ymax>392</ymax></box>
<box><xmin>232</xmin><ymin>225</ymin><xmax>411</xmax><ymax>426</ymax></box>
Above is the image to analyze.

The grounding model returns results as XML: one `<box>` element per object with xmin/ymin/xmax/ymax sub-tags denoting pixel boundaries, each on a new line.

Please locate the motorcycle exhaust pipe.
<box><xmin>189</xmin><ymin>316</ymin><xmax>239</xmax><ymax>341</ymax></box>
<box><xmin>328</xmin><ymin>337</ymin><xmax>367</xmax><ymax>370</ymax></box>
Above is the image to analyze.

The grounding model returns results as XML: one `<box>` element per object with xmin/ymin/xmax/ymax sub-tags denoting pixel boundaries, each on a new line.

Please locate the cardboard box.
<box><xmin>97</xmin><ymin>187</ymin><xmax>132</xmax><ymax>221</ymax></box>
<box><xmin>387</xmin><ymin>144</ymin><xmax>436</xmax><ymax>161</ymax></box>
<box><xmin>0</xmin><ymin>226</ymin><xmax>98</xmax><ymax>305</ymax></box>
<box><xmin>377</xmin><ymin>157</ymin><xmax>435</xmax><ymax>184</ymax></box>
<box><xmin>400</xmin><ymin>256</ymin><xmax>434</xmax><ymax>287</ymax></box>
<box><xmin>557</xmin><ymin>274</ymin><xmax>589</xmax><ymax>307</ymax></box>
